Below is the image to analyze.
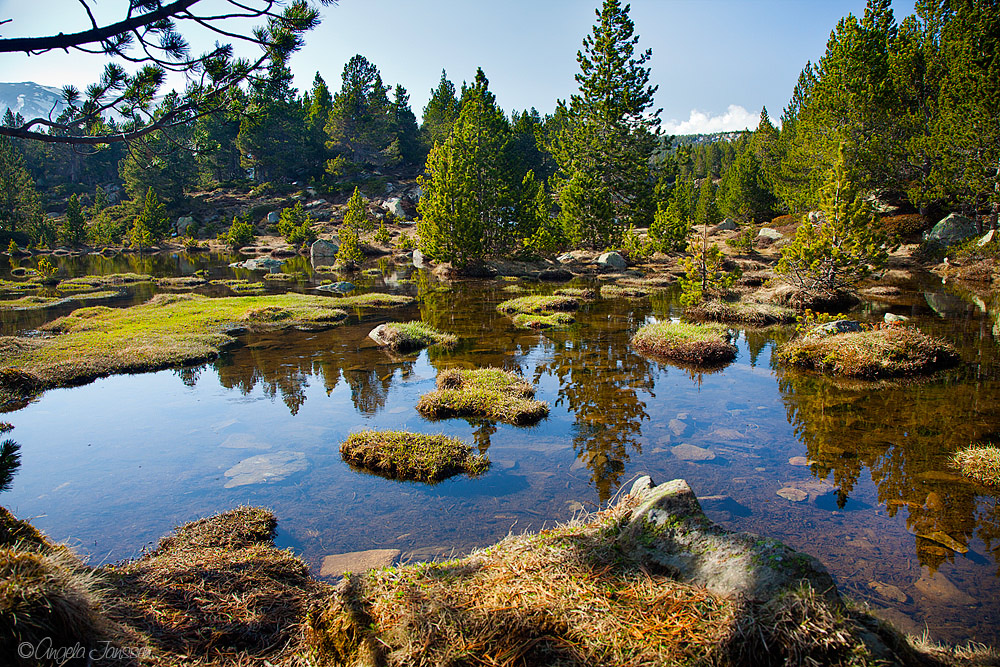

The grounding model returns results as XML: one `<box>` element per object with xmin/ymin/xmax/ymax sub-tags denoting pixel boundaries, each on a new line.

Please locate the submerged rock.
<box><xmin>320</xmin><ymin>549</ymin><xmax>400</xmax><ymax>577</ymax></box>
<box><xmin>672</xmin><ymin>443</ymin><xmax>716</xmax><ymax>461</ymax></box>
<box><xmin>223</xmin><ymin>450</ymin><xmax>308</xmax><ymax>488</ymax></box>
<box><xmin>777</xmin><ymin>487</ymin><xmax>809</xmax><ymax>502</ymax></box>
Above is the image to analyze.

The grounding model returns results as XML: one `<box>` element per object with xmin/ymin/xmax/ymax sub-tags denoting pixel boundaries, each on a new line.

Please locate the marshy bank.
<box><xmin>4</xmin><ymin>481</ymin><xmax>994</xmax><ymax>667</ymax></box>
<box><xmin>1</xmin><ymin>251</ymin><xmax>1000</xmax><ymax>650</ymax></box>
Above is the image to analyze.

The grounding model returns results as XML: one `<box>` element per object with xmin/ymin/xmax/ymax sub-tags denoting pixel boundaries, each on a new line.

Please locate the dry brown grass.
<box><xmin>104</xmin><ymin>506</ymin><xmax>330</xmax><ymax>666</ymax></box>
<box><xmin>777</xmin><ymin>326</ymin><xmax>960</xmax><ymax>379</ymax></box>
<box><xmin>685</xmin><ymin>300</ymin><xmax>797</xmax><ymax>326</ymax></box>
<box><xmin>950</xmin><ymin>445</ymin><xmax>1000</xmax><ymax>487</ymax></box>
<box><xmin>416</xmin><ymin>367</ymin><xmax>549</xmax><ymax>425</ymax></box>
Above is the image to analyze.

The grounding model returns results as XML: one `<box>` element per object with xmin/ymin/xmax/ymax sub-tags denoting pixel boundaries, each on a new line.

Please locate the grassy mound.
<box><xmin>685</xmin><ymin>300</ymin><xmax>797</xmax><ymax>326</ymax></box>
<box><xmin>511</xmin><ymin>312</ymin><xmax>576</xmax><ymax>329</ymax></box>
<box><xmin>631</xmin><ymin>321</ymin><xmax>737</xmax><ymax>366</ymax></box>
<box><xmin>777</xmin><ymin>326</ymin><xmax>959</xmax><ymax>379</ymax></box>
<box><xmin>496</xmin><ymin>294</ymin><xmax>580</xmax><ymax>315</ymax></box>
<box><xmin>57</xmin><ymin>273</ymin><xmax>153</xmax><ymax>289</ymax></box>
<box><xmin>0</xmin><ymin>292</ymin><xmax>413</xmax><ymax>401</ymax></box>
<box><xmin>416</xmin><ymin>367</ymin><xmax>549</xmax><ymax>425</ymax></box>
<box><xmin>0</xmin><ymin>290</ymin><xmax>121</xmax><ymax>311</ymax></box>
<box><xmin>600</xmin><ymin>284</ymin><xmax>649</xmax><ymax>299</ymax></box>
<box><xmin>497</xmin><ymin>294</ymin><xmax>579</xmax><ymax>329</ymax></box>
<box><xmin>105</xmin><ymin>506</ymin><xmax>326</xmax><ymax>665</ymax></box>
<box><xmin>340</xmin><ymin>430</ymin><xmax>488</xmax><ymax>482</ymax></box>
<box><xmin>210</xmin><ymin>279</ymin><xmax>267</xmax><ymax>294</ymax></box>
<box><xmin>369</xmin><ymin>321</ymin><xmax>458</xmax><ymax>352</ymax></box>
<box><xmin>156</xmin><ymin>276</ymin><xmax>208</xmax><ymax>289</ymax></box>
<box><xmin>301</xmin><ymin>488</ymin><xmax>914</xmax><ymax>667</ymax></box>
<box><xmin>554</xmin><ymin>287</ymin><xmax>597</xmax><ymax>299</ymax></box>
<box><xmin>950</xmin><ymin>445</ymin><xmax>1000</xmax><ymax>486</ymax></box>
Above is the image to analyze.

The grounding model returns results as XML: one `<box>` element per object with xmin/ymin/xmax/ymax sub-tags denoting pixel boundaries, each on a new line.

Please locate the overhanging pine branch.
<box><xmin>0</xmin><ymin>0</ymin><xmax>201</xmax><ymax>53</ymax></box>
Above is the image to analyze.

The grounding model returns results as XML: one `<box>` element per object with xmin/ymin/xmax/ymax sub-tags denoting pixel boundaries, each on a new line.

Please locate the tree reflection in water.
<box><xmin>776</xmin><ymin>349</ymin><xmax>1000</xmax><ymax>575</ymax></box>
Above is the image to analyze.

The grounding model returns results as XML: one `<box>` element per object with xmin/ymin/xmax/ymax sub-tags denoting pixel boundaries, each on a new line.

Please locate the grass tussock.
<box><xmin>950</xmin><ymin>445</ymin><xmax>1000</xmax><ymax>486</ymax></box>
<box><xmin>0</xmin><ymin>290</ymin><xmax>121</xmax><ymax>311</ymax></box>
<box><xmin>496</xmin><ymin>294</ymin><xmax>580</xmax><ymax>315</ymax></box>
<box><xmin>156</xmin><ymin>276</ymin><xmax>208</xmax><ymax>289</ymax></box>
<box><xmin>685</xmin><ymin>300</ymin><xmax>797</xmax><ymax>326</ymax></box>
<box><xmin>631</xmin><ymin>321</ymin><xmax>737</xmax><ymax>366</ymax></box>
<box><xmin>370</xmin><ymin>321</ymin><xmax>458</xmax><ymax>352</ymax></box>
<box><xmin>511</xmin><ymin>312</ymin><xmax>576</xmax><ymax>329</ymax></box>
<box><xmin>104</xmin><ymin>506</ymin><xmax>328</xmax><ymax>666</ymax></box>
<box><xmin>416</xmin><ymin>367</ymin><xmax>549</xmax><ymax>425</ymax></box>
<box><xmin>554</xmin><ymin>287</ymin><xmax>597</xmax><ymax>299</ymax></box>
<box><xmin>263</xmin><ymin>272</ymin><xmax>307</xmax><ymax>282</ymax></box>
<box><xmin>210</xmin><ymin>278</ymin><xmax>266</xmax><ymax>294</ymax></box>
<box><xmin>777</xmin><ymin>326</ymin><xmax>959</xmax><ymax>379</ymax></box>
<box><xmin>57</xmin><ymin>273</ymin><xmax>153</xmax><ymax>288</ymax></box>
<box><xmin>340</xmin><ymin>430</ymin><xmax>488</xmax><ymax>482</ymax></box>
<box><xmin>600</xmin><ymin>284</ymin><xmax>649</xmax><ymax>299</ymax></box>
<box><xmin>0</xmin><ymin>292</ymin><xmax>412</xmax><ymax>400</ymax></box>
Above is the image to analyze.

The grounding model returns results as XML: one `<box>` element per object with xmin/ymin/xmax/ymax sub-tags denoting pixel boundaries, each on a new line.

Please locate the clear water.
<box><xmin>1</xmin><ymin>252</ymin><xmax>998</xmax><ymax>645</ymax></box>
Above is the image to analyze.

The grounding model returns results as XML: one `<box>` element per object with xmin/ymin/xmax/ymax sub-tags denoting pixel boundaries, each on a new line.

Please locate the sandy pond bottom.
<box><xmin>2</xmin><ymin>278</ymin><xmax>999</xmax><ymax>647</ymax></box>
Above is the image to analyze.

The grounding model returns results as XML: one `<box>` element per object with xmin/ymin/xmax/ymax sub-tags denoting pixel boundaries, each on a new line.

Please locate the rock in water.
<box><xmin>223</xmin><ymin>450</ymin><xmax>308</xmax><ymax>488</ymax></box>
<box><xmin>807</xmin><ymin>320</ymin><xmax>863</xmax><ymax>338</ymax></box>
<box><xmin>777</xmin><ymin>487</ymin><xmax>809</xmax><ymax>502</ymax></box>
<box><xmin>596</xmin><ymin>251</ymin><xmax>627</xmax><ymax>270</ymax></box>
<box><xmin>320</xmin><ymin>549</ymin><xmax>400</xmax><ymax>577</ymax></box>
<box><xmin>913</xmin><ymin>568</ymin><xmax>975</xmax><ymax>604</ymax></box>
<box><xmin>310</xmin><ymin>239</ymin><xmax>339</xmax><ymax>264</ymax></box>
<box><xmin>241</xmin><ymin>256</ymin><xmax>284</xmax><ymax>271</ymax></box>
<box><xmin>671</xmin><ymin>444</ymin><xmax>715</xmax><ymax>461</ymax></box>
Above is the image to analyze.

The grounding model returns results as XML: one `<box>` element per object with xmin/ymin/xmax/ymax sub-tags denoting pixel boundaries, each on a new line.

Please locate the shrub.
<box><xmin>881</xmin><ymin>214</ymin><xmax>929</xmax><ymax>241</ymax></box>
<box><xmin>776</xmin><ymin>326</ymin><xmax>959</xmax><ymax>378</ymax></box>
<box><xmin>340</xmin><ymin>430</ymin><xmax>488</xmax><ymax>482</ymax></box>
<box><xmin>373</xmin><ymin>222</ymin><xmax>392</xmax><ymax>246</ymax></box>
<box><xmin>335</xmin><ymin>224</ymin><xmax>363</xmax><ymax>268</ymax></box>
<box><xmin>223</xmin><ymin>218</ymin><xmax>255</xmax><ymax>249</ymax></box>
<box><xmin>949</xmin><ymin>445</ymin><xmax>1000</xmax><ymax>486</ymax></box>
<box><xmin>278</xmin><ymin>202</ymin><xmax>316</xmax><ymax>246</ymax></box>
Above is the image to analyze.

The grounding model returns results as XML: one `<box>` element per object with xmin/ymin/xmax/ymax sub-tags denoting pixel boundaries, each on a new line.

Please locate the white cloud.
<box><xmin>662</xmin><ymin>105</ymin><xmax>761</xmax><ymax>135</ymax></box>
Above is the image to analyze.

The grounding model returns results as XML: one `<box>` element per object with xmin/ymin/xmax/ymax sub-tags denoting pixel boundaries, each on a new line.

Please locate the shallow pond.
<box><xmin>2</xmin><ymin>251</ymin><xmax>999</xmax><ymax>646</ymax></box>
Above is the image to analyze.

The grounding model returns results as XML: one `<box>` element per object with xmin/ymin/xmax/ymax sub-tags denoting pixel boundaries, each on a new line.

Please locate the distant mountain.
<box><xmin>0</xmin><ymin>81</ymin><xmax>66</xmax><ymax>121</ymax></box>
<box><xmin>672</xmin><ymin>131</ymin><xmax>746</xmax><ymax>146</ymax></box>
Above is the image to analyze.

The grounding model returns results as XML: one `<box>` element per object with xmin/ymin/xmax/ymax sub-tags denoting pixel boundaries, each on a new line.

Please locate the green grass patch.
<box><xmin>0</xmin><ymin>292</ymin><xmax>413</xmax><ymax>399</ymax></box>
<box><xmin>496</xmin><ymin>294</ymin><xmax>579</xmax><ymax>315</ymax></box>
<box><xmin>511</xmin><ymin>312</ymin><xmax>576</xmax><ymax>329</ymax></box>
<box><xmin>685</xmin><ymin>300</ymin><xmax>797</xmax><ymax>326</ymax></box>
<box><xmin>57</xmin><ymin>273</ymin><xmax>153</xmax><ymax>288</ymax></box>
<box><xmin>416</xmin><ymin>367</ymin><xmax>548</xmax><ymax>425</ymax></box>
<box><xmin>631</xmin><ymin>320</ymin><xmax>737</xmax><ymax>366</ymax></box>
<box><xmin>600</xmin><ymin>284</ymin><xmax>649</xmax><ymax>299</ymax></box>
<box><xmin>263</xmin><ymin>272</ymin><xmax>307</xmax><ymax>282</ymax></box>
<box><xmin>776</xmin><ymin>326</ymin><xmax>959</xmax><ymax>379</ymax></box>
<box><xmin>370</xmin><ymin>321</ymin><xmax>458</xmax><ymax>352</ymax></box>
<box><xmin>949</xmin><ymin>445</ymin><xmax>1000</xmax><ymax>486</ymax></box>
<box><xmin>554</xmin><ymin>286</ymin><xmax>597</xmax><ymax>299</ymax></box>
<box><xmin>211</xmin><ymin>279</ymin><xmax>267</xmax><ymax>294</ymax></box>
<box><xmin>0</xmin><ymin>290</ymin><xmax>121</xmax><ymax>311</ymax></box>
<box><xmin>0</xmin><ymin>278</ymin><xmax>41</xmax><ymax>293</ymax></box>
<box><xmin>340</xmin><ymin>430</ymin><xmax>488</xmax><ymax>482</ymax></box>
<box><xmin>156</xmin><ymin>276</ymin><xmax>208</xmax><ymax>289</ymax></box>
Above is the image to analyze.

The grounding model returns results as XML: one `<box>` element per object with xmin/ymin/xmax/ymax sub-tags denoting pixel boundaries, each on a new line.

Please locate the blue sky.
<box><xmin>1</xmin><ymin>0</ymin><xmax>916</xmax><ymax>133</ymax></box>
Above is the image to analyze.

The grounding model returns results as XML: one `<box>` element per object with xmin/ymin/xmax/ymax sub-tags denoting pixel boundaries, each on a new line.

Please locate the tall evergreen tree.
<box><xmin>62</xmin><ymin>194</ymin><xmax>86</xmax><ymax>246</ymax></box>
<box><xmin>718</xmin><ymin>148</ymin><xmax>777</xmax><ymax>224</ymax></box>
<box><xmin>237</xmin><ymin>61</ymin><xmax>310</xmax><ymax>182</ymax></box>
<box><xmin>417</xmin><ymin>69</ymin><xmax>514</xmax><ymax>264</ymax></box>
<box><xmin>326</xmin><ymin>55</ymin><xmax>396</xmax><ymax>170</ymax></box>
<box><xmin>391</xmin><ymin>85</ymin><xmax>425</xmax><ymax>170</ymax></box>
<box><xmin>421</xmin><ymin>70</ymin><xmax>461</xmax><ymax>150</ymax></box>
<box><xmin>0</xmin><ymin>136</ymin><xmax>43</xmax><ymax>241</ymax></box>
<box><xmin>553</xmin><ymin>0</ymin><xmax>661</xmax><ymax>248</ymax></box>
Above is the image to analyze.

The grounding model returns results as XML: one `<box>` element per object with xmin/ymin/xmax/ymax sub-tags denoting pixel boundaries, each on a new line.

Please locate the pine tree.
<box><xmin>391</xmin><ymin>85</ymin><xmax>425</xmax><ymax>169</ymax></box>
<box><xmin>326</xmin><ymin>55</ymin><xmax>396</xmax><ymax>170</ymax></box>
<box><xmin>777</xmin><ymin>147</ymin><xmax>893</xmax><ymax>296</ymax></box>
<box><xmin>694</xmin><ymin>178</ymin><xmax>721</xmax><ymax>229</ymax></box>
<box><xmin>553</xmin><ymin>0</ymin><xmax>661</xmax><ymax>248</ymax></box>
<box><xmin>421</xmin><ymin>70</ymin><xmax>461</xmax><ymax>149</ymax></box>
<box><xmin>417</xmin><ymin>69</ymin><xmax>513</xmax><ymax>265</ymax></box>
<box><xmin>136</xmin><ymin>187</ymin><xmax>170</xmax><ymax>241</ymax></box>
<box><xmin>718</xmin><ymin>148</ymin><xmax>777</xmax><ymax>224</ymax></box>
<box><xmin>0</xmin><ymin>136</ymin><xmax>43</xmax><ymax>239</ymax></box>
<box><xmin>342</xmin><ymin>186</ymin><xmax>372</xmax><ymax>233</ymax></box>
<box><xmin>238</xmin><ymin>61</ymin><xmax>310</xmax><ymax>183</ymax></box>
<box><xmin>62</xmin><ymin>194</ymin><xmax>86</xmax><ymax>246</ymax></box>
